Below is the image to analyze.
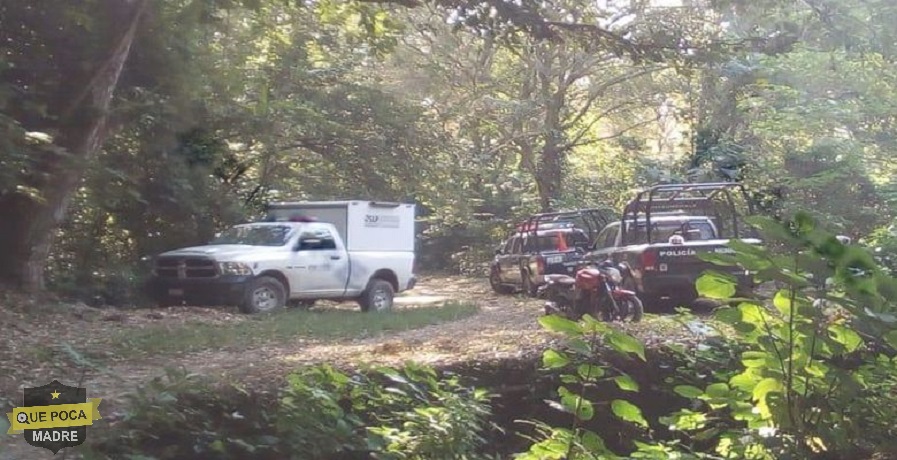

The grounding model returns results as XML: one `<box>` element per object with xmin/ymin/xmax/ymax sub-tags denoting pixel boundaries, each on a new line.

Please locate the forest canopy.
<box><xmin>1</xmin><ymin>0</ymin><xmax>895</xmax><ymax>299</ymax></box>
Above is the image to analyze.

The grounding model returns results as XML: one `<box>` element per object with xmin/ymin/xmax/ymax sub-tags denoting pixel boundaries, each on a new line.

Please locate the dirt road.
<box><xmin>88</xmin><ymin>276</ymin><xmax>557</xmax><ymax>403</ymax></box>
<box><xmin>0</xmin><ymin>275</ymin><xmax>709</xmax><ymax>459</ymax></box>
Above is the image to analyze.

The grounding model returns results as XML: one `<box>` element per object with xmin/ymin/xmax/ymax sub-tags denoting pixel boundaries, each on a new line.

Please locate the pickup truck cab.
<box><xmin>148</xmin><ymin>201</ymin><xmax>416</xmax><ymax>314</ymax></box>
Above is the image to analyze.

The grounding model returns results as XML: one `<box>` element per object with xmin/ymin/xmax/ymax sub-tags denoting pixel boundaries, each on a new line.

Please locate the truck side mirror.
<box><xmin>494</xmin><ymin>247</ymin><xmax>502</xmax><ymax>255</ymax></box>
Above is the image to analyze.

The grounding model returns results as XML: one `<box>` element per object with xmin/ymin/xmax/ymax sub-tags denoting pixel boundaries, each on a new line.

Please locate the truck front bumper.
<box><xmin>147</xmin><ymin>275</ymin><xmax>252</xmax><ymax>306</ymax></box>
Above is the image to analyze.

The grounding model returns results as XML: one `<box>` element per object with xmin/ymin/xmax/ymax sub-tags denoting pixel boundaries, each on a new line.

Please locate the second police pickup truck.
<box><xmin>489</xmin><ymin>208</ymin><xmax>615</xmax><ymax>296</ymax></box>
<box><xmin>148</xmin><ymin>200</ymin><xmax>417</xmax><ymax>314</ymax></box>
<box><xmin>587</xmin><ymin>183</ymin><xmax>761</xmax><ymax>308</ymax></box>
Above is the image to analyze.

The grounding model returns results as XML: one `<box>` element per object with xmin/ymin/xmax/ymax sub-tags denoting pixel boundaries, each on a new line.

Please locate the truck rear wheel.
<box><xmin>240</xmin><ymin>276</ymin><xmax>286</xmax><ymax>314</ymax></box>
<box><xmin>359</xmin><ymin>279</ymin><xmax>395</xmax><ymax>313</ymax></box>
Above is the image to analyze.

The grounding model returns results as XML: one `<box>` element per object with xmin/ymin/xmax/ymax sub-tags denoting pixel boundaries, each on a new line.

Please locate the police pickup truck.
<box><xmin>147</xmin><ymin>201</ymin><xmax>417</xmax><ymax>314</ymax></box>
<box><xmin>489</xmin><ymin>208</ymin><xmax>614</xmax><ymax>296</ymax></box>
<box><xmin>587</xmin><ymin>183</ymin><xmax>760</xmax><ymax>308</ymax></box>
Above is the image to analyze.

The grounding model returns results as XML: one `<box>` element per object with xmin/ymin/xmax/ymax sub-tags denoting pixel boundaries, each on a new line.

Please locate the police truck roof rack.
<box><xmin>621</xmin><ymin>182</ymin><xmax>754</xmax><ymax>244</ymax></box>
<box><xmin>516</xmin><ymin>207</ymin><xmax>616</xmax><ymax>243</ymax></box>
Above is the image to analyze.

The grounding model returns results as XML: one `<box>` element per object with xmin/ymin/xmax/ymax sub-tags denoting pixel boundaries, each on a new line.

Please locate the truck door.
<box><xmin>499</xmin><ymin>236</ymin><xmax>523</xmax><ymax>283</ymax></box>
<box><xmin>292</xmin><ymin>227</ymin><xmax>349</xmax><ymax>296</ymax></box>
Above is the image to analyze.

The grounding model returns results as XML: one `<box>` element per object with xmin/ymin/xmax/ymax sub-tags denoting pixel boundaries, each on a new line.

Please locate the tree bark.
<box><xmin>535</xmin><ymin>70</ymin><xmax>567</xmax><ymax>212</ymax></box>
<box><xmin>0</xmin><ymin>0</ymin><xmax>148</xmax><ymax>291</ymax></box>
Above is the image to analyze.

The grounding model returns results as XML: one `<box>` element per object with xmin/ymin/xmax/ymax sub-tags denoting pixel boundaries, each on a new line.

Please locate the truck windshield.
<box><xmin>628</xmin><ymin>221</ymin><xmax>716</xmax><ymax>244</ymax></box>
<box><xmin>211</xmin><ymin>225</ymin><xmax>293</xmax><ymax>246</ymax></box>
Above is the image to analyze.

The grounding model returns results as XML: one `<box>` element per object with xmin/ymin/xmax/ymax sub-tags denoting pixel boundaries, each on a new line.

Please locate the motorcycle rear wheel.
<box><xmin>618</xmin><ymin>296</ymin><xmax>644</xmax><ymax>322</ymax></box>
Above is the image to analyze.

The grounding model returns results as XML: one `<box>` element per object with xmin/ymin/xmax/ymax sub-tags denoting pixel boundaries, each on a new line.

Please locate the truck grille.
<box><xmin>154</xmin><ymin>257</ymin><xmax>217</xmax><ymax>279</ymax></box>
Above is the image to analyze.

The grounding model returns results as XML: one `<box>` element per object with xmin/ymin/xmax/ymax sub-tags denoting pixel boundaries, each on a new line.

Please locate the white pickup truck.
<box><xmin>148</xmin><ymin>201</ymin><xmax>417</xmax><ymax>313</ymax></box>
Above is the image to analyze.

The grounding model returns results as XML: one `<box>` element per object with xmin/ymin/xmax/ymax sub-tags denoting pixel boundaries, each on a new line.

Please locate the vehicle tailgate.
<box><xmin>651</xmin><ymin>239</ymin><xmax>758</xmax><ymax>275</ymax></box>
<box><xmin>541</xmin><ymin>250</ymin><xmax>587</xmax><ymax>275</ymax></box>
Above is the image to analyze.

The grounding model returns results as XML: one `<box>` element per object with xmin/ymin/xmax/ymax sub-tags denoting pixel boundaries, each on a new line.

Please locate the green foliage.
<box><xmin>867</xmin><ymin>221</ymin><xmax>897</xmax><ymax>275</ymax></box>
<box><xmin>521</xmin><ymin>212</ymin><xmax>897</xmax><ymax>459</ymax></box>
<box><xmin>670</xmin><ymin>212</ymin><xmax>897</xmax><ymax>457</ymax></box>
<box><xmin>519</xmin><ymin>315</ymin><xmax>650</xmax><ymax>459</ymax></box>
<box><xmin>83</xmin><ymin>367</ymin><xmax>279</xmax><ymax>460</ymax></box>
<box><xmin>85</xmin><ymin>364</ymin><xmax>493</xmax><ymax>460</ymax></box>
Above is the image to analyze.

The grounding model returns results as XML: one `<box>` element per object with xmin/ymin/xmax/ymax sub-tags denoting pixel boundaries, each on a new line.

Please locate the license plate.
<box><xmin>168</xmin><ymin>288</ymin><xmax>184</xmax><ymax>296</ymax></box>
<box><xmin>546</xmin><ymin>255</ymin><xmax>563</xmax><ymax>264</ymax></box>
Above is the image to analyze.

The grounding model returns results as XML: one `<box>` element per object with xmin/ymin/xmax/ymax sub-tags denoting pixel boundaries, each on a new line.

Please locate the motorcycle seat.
<box><xmin>545</xmin><ymin>274</ymin><xmax>576</xmax><ymax>284</ymax></box>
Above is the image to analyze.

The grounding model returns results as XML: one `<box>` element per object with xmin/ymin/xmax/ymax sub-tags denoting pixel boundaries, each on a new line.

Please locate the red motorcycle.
<box><xmin>538</xmin><ymin>261</ymin><xmax>644</xmax><ymax>322</ymax></box>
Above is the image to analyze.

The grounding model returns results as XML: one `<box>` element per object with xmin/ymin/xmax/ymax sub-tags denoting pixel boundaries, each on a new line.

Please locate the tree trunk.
<box><xmin>535</xmin><ymin>144</ymin><xmax>563</xmax><ymax>212</ymax></box>
<box><xmin>535</xmin><ymin>86</ymin><xmax>566</xmax><ymax>212</ymax></box>
<box><xmin>0</xmin><ymin>0</ymin><xmax>148</xmax><ymax>291</ymax></box>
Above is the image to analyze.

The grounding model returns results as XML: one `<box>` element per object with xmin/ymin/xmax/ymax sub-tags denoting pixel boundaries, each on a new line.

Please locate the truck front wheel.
<box><xmin>359</xmin><ymin>279</ymin><xmax>395</xmax><ymax>313</ymax></box>
<box><xmin>240</xmin><ymin>276</ymin><xmax>286</xmax><ymax>314</ymax></box>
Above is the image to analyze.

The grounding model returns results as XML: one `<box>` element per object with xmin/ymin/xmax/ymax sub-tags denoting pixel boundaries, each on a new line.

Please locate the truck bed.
<box><xmin>615</xmin><ymin>238</ymin><xmax>761</xmax><ymax>300</ymax></box>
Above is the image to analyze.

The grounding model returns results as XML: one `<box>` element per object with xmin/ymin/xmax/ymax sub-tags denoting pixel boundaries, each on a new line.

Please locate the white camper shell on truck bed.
<box><xmin>148</xmin><ymin>200</ymin><xmax>417</xmax><ymax>314</ymax></box>
<box><xmin>266</xmin><ymin>200</ymin><xmax>417</xmax><ymax>297</ymax></box>
<box><xmin>266</xmin><ymin>201</ymin><xmax>415</xmax><ymax>252</ymax></box>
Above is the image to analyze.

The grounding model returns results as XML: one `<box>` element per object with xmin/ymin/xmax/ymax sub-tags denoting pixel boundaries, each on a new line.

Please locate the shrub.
<box><xmin>84</xmin><ymin>364</ymin><xmax>493</xmax><ymax>460</ymax></box>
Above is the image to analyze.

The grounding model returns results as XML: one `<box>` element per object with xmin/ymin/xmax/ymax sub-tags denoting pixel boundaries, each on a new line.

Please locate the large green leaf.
<box><xmin>695</xmin><ymin>271</ymin><xmax>737</xmax><ymax>299</ymax></box>
<box><xmin>542</xmin><ymin>349</ymin><xmax>570</xmax><ymax>369</ymax></box>
<box><xmin>607</xmin><ymin>331</ymin><xmax>646</xmax><ymax>361</ymax></box>
<box><xmin>773</xmin><ymin>290</ymin><xmax>793</xmax><ymax>316</ymax></box>
<box><xmin>829</xmin><ymin>324</ymin><xmax>863</xmax><ymax>352</ymax></box>
<box><xmin>698</xmin><ymin>252</ymin><xmax>742</xmax><ymax>267</ymax></box>
<box><xmin>611</xmin><ymin>399</ymin><xmax>648</xmax><ymax>427</ymax></box>
<box><xmin>728</xmin><ymin>239</ymin><xmax>772</xmax><ymax>260</ymax></box>
<box><xmin>714</xmin><ymin>307</ymin><xmax>741</xmax><ymax>325</ymax></box>
<box><xmin>580</xmin><ymin>430</ymin><xmax>608</xmax><ymax>454</ymax></box>
<box><xmin>673</xmin><ymin>385</ymin><xmax>703</xmax><ymax>398</ymax></box>
<box><xmin>577</xmin><ymin>364</ymin><xmax>605</xmax><ymax>381</ymax></box>
<box><xmin>539</xmin><ymin>315</ymin><xmax>583</xmax><ymax>336</ymax></box>
<box><xmin>741</xmin><ymin>350</ymin><xmax>775</xmax><ymax>369</ymax></box>
<box><xmin>730</xmin><ymin>369</ymin><xmax>760</xmax><ymax>392</ymax></box>
<box><xmin>738</xmin><ymin>302</ymin><xmax>769</xmax><ymax>329</ymax></box>
<box><xmin>614</xmin><ymin>375</ymin><xmax>639</xmax><ymax>392</ymax></box>
<box><xmin>697</xmin><ymin>239</ymin><xmax>772</xmax><ymax>272</ymax></box>
<box><xmin>752</xmin><ymin>377</ymin><xmax>783</xmax><ymax>418</ymax></box>
<box><xmin>705</xmin><ymin>382</ymin><xmax>730</xmax><ymax>398</ymax></box>
<box><xmin>661</xmin><ymin>409</ymin><xmax>707</xmax><ymax>431</ymax></box>
<box><xmin>566</xmin><ymin>338</ymin><xmax>593</xmax><ymax>356</ymax></box>
<box><xmin>559</xmin><ymin>387</ymin><xmax>595</xmax><ymax>421</ymax></box>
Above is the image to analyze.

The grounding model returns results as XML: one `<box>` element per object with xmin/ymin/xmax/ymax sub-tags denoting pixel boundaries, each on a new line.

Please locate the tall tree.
<box><xmin>0</xmin><ymin>0</ymin><xmax>149</xmax><ymax>290</ymax></box>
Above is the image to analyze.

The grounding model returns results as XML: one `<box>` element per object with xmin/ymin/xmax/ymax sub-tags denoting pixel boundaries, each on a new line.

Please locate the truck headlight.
<box><xmin>217</xmin><ymin>262</ymin><xmax>253</xmax><ymax>276</ymax></box>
